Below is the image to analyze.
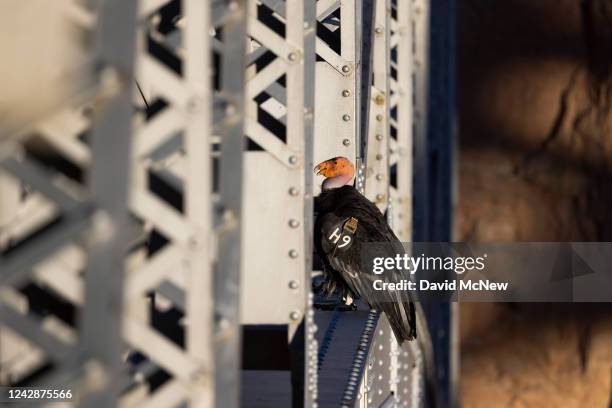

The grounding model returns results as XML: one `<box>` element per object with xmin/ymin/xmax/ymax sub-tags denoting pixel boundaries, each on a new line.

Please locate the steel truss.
<box><xmin>240</xmin><ymin>0</ymin><xmax>314</xmax><ymax>331</ymax></box>
<box><xmin>239</xmin><ymin>0</ymin><xmax>317</xmax><ymax>405</ymax></box>
<box><xmin>352</xmin><ymin>0</ymin><xmax>427</xmax><ymax>406</ymax></box>
<box><xmin>124</xmin><ymin>0</ymin><xmax>245</xmax><ymax>406</ymax></box>
<box><xmin>0</xmin><ymin>0</ymin><xmax>444</xmax><ymax>407</ymax></box>
<box><xmin>0</xmin><ymin>0</ymin><xmax>138</xmax><ymax>406</ymax></box>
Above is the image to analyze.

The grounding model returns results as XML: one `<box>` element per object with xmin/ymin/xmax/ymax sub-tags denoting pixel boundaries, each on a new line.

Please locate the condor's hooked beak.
<box><xmin>314</xmin><ymin>162</ymin><xmax>328</xmax><ymax>176</ymax></box>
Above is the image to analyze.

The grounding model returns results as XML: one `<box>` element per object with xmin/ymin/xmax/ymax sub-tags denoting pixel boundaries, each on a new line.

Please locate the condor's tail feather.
<box><xmin>382</xmin><ymin>299</ymin><xmax>417</xmax><ymax>344</ymax></box>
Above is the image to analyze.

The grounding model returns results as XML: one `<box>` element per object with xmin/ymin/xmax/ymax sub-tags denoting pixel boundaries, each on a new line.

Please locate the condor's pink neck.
<box><xmin>322</xmin><ymin>173</ymin><xmax>354</xmax><ymax>190</ymax></box>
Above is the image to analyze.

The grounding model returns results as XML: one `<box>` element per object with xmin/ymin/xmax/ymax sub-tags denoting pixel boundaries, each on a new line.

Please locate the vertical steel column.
<box><xmin>213</xmin><ymin>0</ymin><xmax>248</xmax><ymax>406</ymax></box>
<box><xmin>364</xmin><ymin>0</ymin><xmax>391</xmax><ymax>211</ymax></box>
<box><xmin>429</xmin><ymin>0</ymin><xmax>458</xmax><ymax>404</ymax></box>
<box><xmin>360</xmin><ymin>1</ymin><xmax>396</xmax><ymax>406</ymax></box>
<box><xmin>80</xmin><ymin>1</ymin><xmax>138</xmax><ymax>406</ymax></box>
<box><xmin>389</xmin><ymin>1</ymin><xmax>430</xmax><ymax>405</ymax></box>
<box><xmin>184</xmin><ymin>1</ymin><xmax>215</xmax><ymax>406</ymax></box>
<box><xmin>413</xmin><ymin>0</ymin><xmax>458</xmax><ymax>406</ymax></box>
<box><xmin>302</xmin><ymin>1</ymin><xmax>318</xmax><ymax>406</ymax></box>
<box><xmin>313</xmin><ymin>0</ymin><xmax>362</xmax><ymax>194</ymax></box>
<box><xmin>409</xmin><ymin>3</ymin><xmax>435</xmax><ymax>406</ymax></box>
<box><xmin>240</xmin><ymin>2</ymin><xmax>315</xmax><ymax>405</ymax></box>
<box><xmin>240</xmin><ymin>0</ymin><xmax>314</xmax><ymax>330</ymax></box>
<box><xmin>412</xmin><ymin>0</ymin><xmax>430</xmax><ymax>242</ymax></box>
<box><xmin>388</xmin><ymin>0</ymin><xmax>414</xmax><ymax>242</ymax></box>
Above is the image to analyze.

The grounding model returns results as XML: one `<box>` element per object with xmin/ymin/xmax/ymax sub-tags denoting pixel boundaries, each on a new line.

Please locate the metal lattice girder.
<box><xmin>364</xmin><ymin>0</ymin><xmax>391</xmax><ymax>211</ymax></box>
<box><xmin>124</xmin><ymin>0</ymin><xmax>246</xmax><ymax>407</ymax></box>
<box><xmin>123</xmin><ymin>0</ymin><xmax>246</xmax><ymax>406</ymax></box>
<box><xmin>388</xmin><ymin>0</ymin><xmax>414</xmax><ymax>241</ymax></box>
<box><xmin>0</xmin><ymin>0</ymin><xmax>138</xmax><ymax>404</ymax></box>
<box><xmin>240</xmin><ymin>0</ymin><xmax>315</xmax><ymax>335</ymax></box>
<box><xmin>411</xmin><ymin>0</ymin><xmax>430</xmax><ymax>240</ymax></box>
<box><xmin>355</xmin><ymin>1</ymin><xmax>429</xmax><ymax>407</ymax></box>
<box><xmin>387</xmin><ymin>1</ymin><xmax>426</xmax><ymax>404</ymax></box>
<box><xmin>313</xmin><ymin>0</ymin><xmax>362</xmax><ymax>195</ymax></box>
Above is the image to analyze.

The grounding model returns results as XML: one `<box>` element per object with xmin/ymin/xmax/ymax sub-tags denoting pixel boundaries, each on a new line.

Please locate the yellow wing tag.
<box><xmin>343</xmin><ymin>217</ymin><xmax>359</xmax><ymax>234</ymax></box>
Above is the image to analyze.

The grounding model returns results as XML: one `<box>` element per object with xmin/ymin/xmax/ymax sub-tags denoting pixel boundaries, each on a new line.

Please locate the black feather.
<box><xmin>314</xmin><ymin>185</ymin><xmax>417</xmax><ymax>343</ymax></box>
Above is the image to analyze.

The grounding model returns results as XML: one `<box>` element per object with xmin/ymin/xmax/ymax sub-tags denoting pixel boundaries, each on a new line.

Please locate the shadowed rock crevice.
<box><xmin>458</xmin><ymin>1</ymin><xmax>612</xmax><ymax>406</ymax></box>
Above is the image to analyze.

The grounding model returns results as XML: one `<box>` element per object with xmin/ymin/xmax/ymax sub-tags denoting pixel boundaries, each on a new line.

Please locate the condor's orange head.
<box><xmin>314</xmin><ymin>156</ymin><xmax>355</xmax><ymax>190</ymax></box>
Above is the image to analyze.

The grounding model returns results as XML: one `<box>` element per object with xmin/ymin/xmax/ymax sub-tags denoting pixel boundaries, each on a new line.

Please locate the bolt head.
<box><xmin>289</xmin><ymin>249</ymin><xmax>299</xmax><ymax>258</ymax></box>
<box><xmin>376</xmin><ymin>114</ymin><xmax>384</xmax><ymax>122</ymax></box>
<box><xmin>342</xmin><ymin>139</ymin><xmax>351</xmax><ymax>146</ymax></box>
<box><xmin>341</xmin><ymin>65</ymin><xmax>350</xmax><ymax>73</ymax></box>
<box><xmin>225</xmin><ymin>102</ymin><xmax>236</xmax><ymax>116</ymax></box>
<box><xmin>290</xmin><ymin>310</ymin><xmax>301</xmax><ymax>321</ymax></box>
<box><xmin>288</xmin><ymin>155</ymin><xmax>298</xmax><ymax>164</ymax></box>
<box><xmin>289</xmin><ymin>280</ymin><xmax>300</xmax><ymax>289</ymax></box>
<box><xmin>376</xmin><ymin>134</ymin><xmax>383</xmax><ymax>141</ymax></box>
<box><xmin>289</xmin><ymin>219</ymin><xmax>300</xmax><ymax>228</ymax></box>
<box><xmin>218</xmin><ymin>318</ymin><xmax>230</xmax><ymax>331</ymax></box>
<box><xmin>376</xmin><ymin>173</ymin><xmax>383</xmax><ymax>181</ymax></box>
<box><xmin>189</xmin><ymin>236</ymin><xmax>200</xmax><ymax>249</ymax></box>
<box><xmin>289</xmin><ymin>187</ymin><xmax>299</xmax><ymax>196</ymax></box>
<box><xmin>375</xmin><ymin>26</ymin><xmax>383</xmax><ymax>34</ymax></box>
<box><xmin>342</xmin><ymin>89</ymin><xmax>351</xmax><ymax>97</ymax></box>
<box><xmin>187</xmin><ymin>97</ymin><xmax>202</xmax><ymax>113</ymax></box>
<box><xmin>288</xmin><ymin>52</ymin><xmax>298</xmax><ymax>61</ymax></box>
<box><xmin>376</xmin><ymin>153</ymin><xmax>383</xmax><ymax>160</ymax></box>
<box><xmin>342</xmin><ymin>114</ymin><xmax>351</xmax><ymax>122</ymax></box>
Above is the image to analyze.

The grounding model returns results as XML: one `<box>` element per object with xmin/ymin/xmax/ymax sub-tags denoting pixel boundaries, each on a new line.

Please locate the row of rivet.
<box><xmin>306</xmin><ymin>291</ymin><xmax>319</xmax><ymax>405</ymax></box>
<box><xmin>317</xmin><ymin>309</ymin><xmax>341</xmax><ymax>371</ymax></box>
<box><xmin>340</xmin><ymin>310</ymin><xmax>379</xmax><ymax>407</ymax></box>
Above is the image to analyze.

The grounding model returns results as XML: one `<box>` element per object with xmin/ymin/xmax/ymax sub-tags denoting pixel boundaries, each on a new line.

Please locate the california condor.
<box><xmin>313</xmin><ymin>156</ymin><xmax>417</xmax><ymax>343</ymax></box>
